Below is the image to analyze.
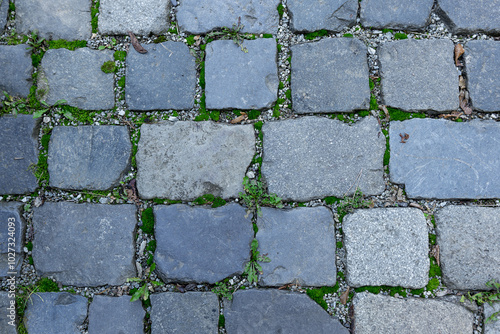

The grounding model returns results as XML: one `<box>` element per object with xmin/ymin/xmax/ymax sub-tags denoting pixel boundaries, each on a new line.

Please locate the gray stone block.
<box><xmin>288</xmin><ymin>0</ymin><xmax>357</xmax><ymax>32</ymax></box>
<box><xmin>0</xmin><ymin>0</ymin><xmax>8</xmax><ymax>35</ymax></box>
<box><xmin>379</xmin><ymin>39</ymin><xmax>458</xmax><ymax>112</ymax></box>
<box><xmin>435</xmin><ymin>206</ymin><xmax>500</xmax><ymax>290</ymax></box>
<box><xmin>0</xmin><ymin>292</ymin><xmax>16</xmax><ymax>334</ymax></box>
<box><xmin>32</xmin><ymin>202</ymin><xmax>136</xmax><ymax>286</ymax></box>
<box><xmin>390</xmin><ymin>118</ymin><xmax>500</xmax><ymax>199</ymax></box>
<box><xmin>48</xmin><ymin>126</ymin><xmax>131</xmax><ymax>190</ymax></box>
<box><xmin>360</xmin><ymin>0</ymin><xmax>433</xmax><ymax>31</ymax></box>
<box><xmin>436</xmin><ymin>0</ymin><xmax>500</xmax><ymax>35</ymax></box>
<box><xmin>126</xmin><ymin>42</ymin><xmax>196</xmax><ymax>110</ymax></box>
<box><xmin>205</xmin><ymin>39</ymin><xmax>278</xmax><ymax>110</ymax></box>
<box><xmin>0</xmin><ymin>44</ymin><xmax>33</xmax><ymax>97</ymax></box>
<box><xmin>88</xmin><ymin>295</ymin><xmax>145</xmax><ymax>334</ymax></box>
<box><xmin>136</xmin><ymin>121</ymin><xmax>255</xmax><ymax>200</ymax></box>
<box><xmin>485</xmin><ymin>303</ymin><xmax>500</xmax><ymax>334</ymax></box>
<box><xmin>0</xmin><ymin>202</ymin><xmax>25</xmax><ymax>278</ymax></box>
<box><xmin>262</xmin><ymin>116</ymin><xmax>385</xmax><ymax>201</ymax></box>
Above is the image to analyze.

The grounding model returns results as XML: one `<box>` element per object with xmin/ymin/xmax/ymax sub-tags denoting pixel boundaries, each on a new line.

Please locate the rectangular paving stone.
<box><xmin>0</xmin><ymin>202</ymin><xmax>25</xmax><ymax>278</ymax></box>
<box><xmin>0</xmin><ymin>292</ymin><xmax>16</xmax><ymax>334</ymax></box>
<box><xmin>0</xmin><ymin>0</ymin><xmax>8</xmax><ymax>35</ymax></box>
<box><xmin>288</xmin><ymin>0</ymin><xmax>358</xmax><ymax>32</ymax></box>
<box><xmin>436</xmin><ymin>0</ymin><xmax>500</xmax><ymax>35</ymax></box>
<box><xmin>390</xmin><ymin>118</ymin><xmax>500</xmax><ymax>199</ymax></box>
<box><xmin>88</xmin><ymin>295</ymin><xmax>145</xmax><ymax>334</ymax></box>
<box><xmin>262</xmin><ymin>117</ymin><xmax>385</xmax><ymax>201</ymax></box>
<box><xmin>0</xmin><ymin>44</ymin><xmax>33</xmax><ymax>97</ymax></box>
<box><xmin>360</xmin><ymin>0</ymin><xmax>433</xmax><ymax>31</ymax></box>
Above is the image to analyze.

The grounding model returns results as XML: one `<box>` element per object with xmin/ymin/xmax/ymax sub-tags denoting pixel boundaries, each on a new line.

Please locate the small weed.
<box><xmin>206</xmin><ymin>17</ymin><xmax>252</xmax><ymax>53</ymax></box>
<box><xmin>243</xmin><ymin>239</ymin><xmax>270</xmax><ymax>284</ymax></box>
<box><xmin>32</xmin><ymin>99</ymin><xmax>72</xmax><ymax>120</ymax></box>
<box><xmin>186</xmin><ymin>35</ymin><xmax>196</xmax><ymax>46</ymax></box>
<box><xmin>337</xmin><ymin>188</ymin><xmax>371</xmax><ymax>221</ymax></box>
<box><xmin>98</xmin><ymin>38</ymin><xmax>117</xmax><ymax>50</ymax></box>
<box><xmin>239</xmin><ymin>177</ymin><xmax>283</xmax><ymax>217</ymax></box>
<box><xmin>2</xmin><ymin>92</ymin><xmax>27</xmax><ymax>116</ymax></box>
<box><xmin>212</xmin><ymin>281</ymin><xmax>234</xmax><ymax>300</ymax></box>
<box><xmin>461</xmin><ymin>280</ymin><xmax>500</xmax><ymax>323</ymax></box>
<box><xmin>128</xmin><ymin>263</ymin><xmax>163</xmax><ymax>303</ymax></box>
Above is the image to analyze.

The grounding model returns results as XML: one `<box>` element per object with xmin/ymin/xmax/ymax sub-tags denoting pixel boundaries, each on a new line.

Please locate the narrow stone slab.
<box><xmin>390</xmin><ymin>118</ymin><xmax>500</xmax><ymax>199</ymax></box>
<box><xmin>0</xmin><ymin>202</ymin><xmax>25</xmax><ymax>277</ymax></box>
<box><xmin>0</xmin><ymin>44</ymin><xmax>33</xmax><ymax>97</ymax></box>
<box><xmin>262</xmin><ymin>117</ymin><xmax>385</xmax><ymax>201</ymax></box>
<box><xmin>205</xmin><ymin>39</ymin><xmax>278</xmax><ymax>110</ymax></box>
<box><xmin>344</xmin><ymin>208</ymin><xmax>429</xmax><ymax>288</ymax></box>
<box><xmin>225</xmin><ymin>290</ymin><xmax>349</xmax><ymax>333</ymax></box>
<box><xmin>136</xmin><ymin>121</ymin><xmax>255</xmax><ymax>200</ymax></box>
<box><xmin>360</xmin><ymin>0</ymin><xmax>433</xmax><ymax>31</ymax></box>
<box><xmin>288</xmin><ymin>0</ymin><xmax>357</xmax><ymax>32</ymax></box>
<box><xmin>48</xmin><ymin>126</ymin><xmax>131</xmax><ymax>190</ymax></box>
<box><xmin>485</xmin><ymin>303</ymin><xmax>500</xmax><ymax>334</ymax></box>
<box><xmin>32</xmin><ymin>202</ymin><xmax>136</xmax><ymax>286</ymax></box>
<box><xmin>126</xmin><ymin>42</ymin><xmax>196</xmax><ymax>110</ymax></box>
<box><xmin>88</xmin><ymin>295</ymin><xmax>145</xmax><ymax>334</ymax></box>
<box><xmin>436</xmin><ymin>0</ymin><xmax>500</xmax><ymax>35</ymax></box>
<box><xmin>379</xmin><ymin>39</ymin><xmax>458</xmax><ymax>112</ymax></box>
<box><xmin>0</xmin><ymin>292</ymin><xmax>16</xmax><ymax>334</ymax></box>
<box><xmin>0</xmin><ymin>0</ymin><xmax>8</xmax><ymax>35</ymax></box>
<box><xmin>257</xmin><ymin>207</ymin><xmax>337</xmax><ymax>287</ymax></box>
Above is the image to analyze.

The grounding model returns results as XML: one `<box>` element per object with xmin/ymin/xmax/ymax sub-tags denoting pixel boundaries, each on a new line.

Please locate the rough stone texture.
<box><xmin>435</xmin><ymin>206</ymin><xmax>500</xmax><ymax>290</ymax></box>
<box><xmin>288</xmin><ymin>0</ymin><xmax>357</xmax><ymax>32</ymax></box>
<box><xmin>485</xmin><ymin>303</ymin><xmax>500</xmax><ymax>334</ymax></box>
<box><xmin>205</xmin><ymin>39</ymin><xmax>278</xmax><ymax>110</ymax></box>
<box><xmin>0</xmin><ymin>292</ymin><xmax>16</xmax><ymax>334</ymax></box>
<box><xmin>436</xmin><ymin>0</ymin><xmax>500</xmax><ymax>35</ymax></box>
<box><xmin>0</xmin><ymin>0</ymin><xmax>8</xmax><ymax>35</ymax></box>
<box><xmin>225</xmin><ymin>290</ymin><xmax>349</xmax><ymax>333</ymax></box>
<box><xmin>0</xmin><ymin>44</ymin><xmax>33</xmax><ymax>97</ymax></box>
<box><xmin>360</xmin><ymin>0</ymin><xmax>433</xmax><ymax>31</ymax></box>
<box><xmin>38</xmin><ymin>48</ymin><xmax>115</xmax><ymax>110</ymax></box>
<box><xmin>150</xmin><ymin>292</ymin><xmax>218</xmax><ymax>334</ymax></box>
<box><xmin>48</xmin><ymin>126</ymin><xmax>132</xmax><ymax>190</ymax></box>
<box><xmin>353</xmin><ymin>293</ymin><xmax>473</xmax><ymax>334</ymax></box>
<box><xmin>0</xmin><ymin>115</ymin><xmax>40</xmax><ymax>195</ymax></box>
<box><xmin>177</xmin><ymin>0</ymin><xmax>280</xmax><ymax>34</ymax></box>
<box><xmin>0</xmin><ymin>202</ymin><xmax>25</xmax><ymax>277</ymax></box>
<box><xmin>126</xmin><ymin>42</ymin><xmax>196</xmax><ymax>110</ymax></box>
<box><xmin>262</xmin><ymin>117</ymin><xmax>385</xmax><ymax>201</ymax></box>
<box><xmin>344</xmin><ymin>208</ymin><xmax>429</xmax><ymax>288</ymax></box>
<box><xmin>32</xmin><ymin>202</ymin><xmax>136</xmax><ymax>287</ymax></box>
<box><xmin>379</xmin><ymin>39</ymin><xmax>458</xmax><ymax>112</ymax></box>
<box><xmin>88</xmin><ymin>295</ymin><xmax>145</xmax><ymax>334</ymax></box>
<box><xmin>257</xmin><ymin>207</ymin><xmax>337</xmax><ymax>287</ymax></box>
<box><xmin>136</xmin><ymin>121</ymin><xmax>255</xmax><ymax>200</ymax></box>
<box><xmin>390</xmin><ymin>118</ymin><xmax>500</xmax><ymax>199</ymax></box>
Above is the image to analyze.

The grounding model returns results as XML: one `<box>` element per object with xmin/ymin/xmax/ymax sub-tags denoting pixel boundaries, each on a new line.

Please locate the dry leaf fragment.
<box><xmin>128</xmin><ymin>31</ymin><xmax>148</xmax><ymax>54</ymax></box>
<box><xmin>409</xmin><ymin>202</ymin><xmax>424</xmax><ymax>210</ymax></box>
<box><xmin>430</xmin><ymin>245</ymin><xmax>440</xmax><ymax>266</ymax></box>
<box><xmin>399</xmin><ymin>133</ymin><xmax>409</xmax><ymax>143</ymax></box>
<box><xmin>454</xmin><ymin>44</ymin><xmax>465</xmax><ymax>66</ymax></box>
<box><xmin>340</xmin><ymin>287</ymin><xmax>350</xmax><ymax>305</ymax></box>
<box><xmin>459</xmin><ymin>76</ymin><xmax>467</xmax><ymax>89</ymax></box>
<box><xmin>460</xmin><ymin>98</ymin><xmax>473</xmax><ymax>115</ymax></box>
<box><xmin>230</xmin><ymin>112</ymin><xmax>248</xmax><ymax>124</ymax></box>
<box><xmin>380</xmin><ymin>104</ymin><xmax>390</xmax><ymax>121</ymax></box>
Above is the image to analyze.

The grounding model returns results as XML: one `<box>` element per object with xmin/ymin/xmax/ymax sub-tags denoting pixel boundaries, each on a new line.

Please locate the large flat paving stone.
<box><xmin>225</xmin><ymin>290</ymin><xmax>349</xmax><ymax>333</ymax></box>
<box><xmin>360</xmin><ymin>0</ymin><xmax>433</xmax><ymax>31</ymax></box>
<box><xmin>485</xmin><ymin>303</ymin><xmax>500</xmax><ymax>334</ymax></box>
<box><xmin>390</xmin><ymin>118</ymin><xmax>500</xmax><ymax>199</ymax></box>
<box><xmin>288</xmin><ymin>0</ymin><xmax>357</xmax><ymax>32</ymax></box>
<box><xmin>0</xmin><ymin>44</ymin><xmax>33</xmax><ymax>97</ymax></box>
<box><xmin>257</xmin><ymin>207</ymin><xmax>337</xmax><ymax>287</ymax></box>
<box><xmin>262</xmin><ymin>117</ymin><xmax>385</xmax><ymax>201</ymax></box>
<box><xmin>126</xmin><ymin>42</ymin><xmax>196</xmax><ymax>111</ymax></box>
<box><xmin>379</xmin><ymin>39</ymin><xmax>458</xmax><ymax>112</ymax></box>
<box><xmin>0</xmin><ymin>202</ymin><xmax>25</xmax><ymax>278</ymax></box>
<box><xmin>435</xmin><ymin>206</ymin><xmax>500</xmax><ymax>290</ymax></box>
<box><xmin>436</xmin><ymin>0</ymin><xmax>500</xmax><ymax>35</ymax></box>
<box><xmin>205</xmin><ymin>39</ymin><xmax>278</xmax><ymax>110</ymax></box>
<box><xmin>344</xmin><ymin>208</ymin><xmax>429</xmax><ymax>288</ymax></box>
<box><xmin>48</xmin><ymin>126</ymin><xmax>131</xmax><ymax>190</ymax></box>
<box><xmin>32</xmin><ymin>202</ymin><xmax>136</xmax><ymax>286</ymax></box>
<box><xmin>136</xmin><ymin>121</ymin><xmax>255</xmax><ymax>200</ymax></box>
<box><xmin>88</xmin><ymin>295</ymin><xmax>145</xmax><ymax>334</ymax></box>
<box><xmin>0</xmin><ymin>0</ymin><xmax>8</xmax><ymax>35</ymax></box>
<box><xmin>0</xmin><ymin>292</ymin><xmax>16</xmax><ymax>334</ymax></box>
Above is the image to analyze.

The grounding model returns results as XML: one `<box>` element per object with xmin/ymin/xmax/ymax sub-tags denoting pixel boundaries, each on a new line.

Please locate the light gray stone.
<box><xmin>436</xmin><ymin>0</ymin><xmax>500</xmax><ymax>35</ymax></box>
<box><xmin>288</xmin><ymin>0</ymin><xmax>357</xmax><ymax>32</ymax></box>
<box><xmin>360</xmin><ymin>0</ymin><xmax>433</xmax><ymax>31</ymax></box>
<box><xmin>262</xmin><ymin>117</ymin><xmax>385</xmax><ymax>201</ymax></box>
<box><xmin>0</xmin><ymin>0</ymin><xmax>8</xmax><ymax>35</ymax></box>
<box><xmin>0</xmin><ymin>292</ymin><xmax>17</xmax><ymax>334</ymax></box>
<box><xmin>0</xmin><ymin>44</ymin><xmax>33</xmax><ymax>97</ymax></box>
<box><xmin>0</xmin><ymin>202</ymin><xmax>25</xmax><ymax>278</ymax></box>
<box><xmin>88</xmin><ymin>295</ymin><xmax>145</xmax><ymax>334</ymax></box>
<box><xmin>485</xmin><ymin>303</ymin><xmax>500</xmax><ymax>334</ymax></box>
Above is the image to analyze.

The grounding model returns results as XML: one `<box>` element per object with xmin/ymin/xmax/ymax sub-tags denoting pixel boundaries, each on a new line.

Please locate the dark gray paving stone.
<box><xmin>257</xmin><ymin>207</ymin><xmax>337</xmax><ymax>287</ymax></box>
<box><xmin>0</xmin><ymin>292</ymin><xmax>17</xmax><ymax>334</ymax></box>
<box><xmin>390</xmin><ymin>118</ymin><xmax>500</xmax><ymax>199</ymax></box>
<box><xmin>291</xmin><ymin>38</ymin><xmax>370</xmax><ymax>113</ymax></box>
<box><xmin>32</xmin><ymin>202</ymin><xmax>136</xmax><ymax>286</ymax></box>
<box><xmin>126</xmin><ymin>42</ymin><xmax>196</xmax><ymax>111</ymax></box>
<box><xmin>225</xmin><ymin>290</ymin><xmax>348</xmax><ymax>333</ymax></box>
<box><xmin>288</xmin><ymin>0</ymin><xmax>357</xmax><ymax>32</ymax></box>
<box><xmin>344</xmin><ymin>208</ymin><xmax>429</xmax><ymax>288</ymax></box>
<box><xmin>136</xmin><ymin>121</ymin><xmax>255</xmax><ymax>200</ymax></box>
<box><xmin>150</xmin><ymin>292</ymin><xmax>218</xmax><ymax>334</ymax></box>
<box><xmin>435</xmin><ymin>206</ymin><xmax>500</xmax><ymax>290</ymax></box>
<box><xmin>379</xmin><ymin>39</ymin><xmax>458</xmax><ymax>112</ymax></box>
<box><xmin>88</xmin><ymin>295</ymin><xmax>145</xmax><ymax>334</ymax></box>
<box><xmin>0</xmin><ymin>44</ymin><xmax>33</xmax><ymax>97</ymax></box>
<box><xmin>0</xmin><ymin>0</ymin><xmax>8</xmax><ymax>35</ymax></box>
<box><xmin>360</xmin><ymin>0</ymin><xmax>433</xmax><ymax>31</ymax></box>
<box><xmin>0</xmin><ymin>202</ymin><xmax>25</xmax><ymax>278</ymax></box>
<box><xmin>48</xmin><ymin>126</ymin><xmax>131</xmax><ymax>190</ymax></box>
<box><xmin>205</xmin><ymin>39</ymin><xmax>278</xmax><ymax>110</ymax></box>
<box><xmin>436</xmin><ymin>0</ymin><xmax>500</xmax><ymax>35</ymax></box>
<box><xmin>0</xmin><ymin>115</ymin><xmax>40</xmax><ymax>195</ymax></box>
<box><xmin>262</xmin><ymin>117</ymin><xmax>385</xmax><ymax>201</ymax></box>
<box><xmin>485</xmin><ymin>303</ymin><xmax>500</xmax><ymax>334</ymax></box>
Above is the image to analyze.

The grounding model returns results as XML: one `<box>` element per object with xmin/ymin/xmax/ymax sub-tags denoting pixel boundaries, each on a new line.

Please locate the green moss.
<box><xmin>394</xmin><ymin>33</ymin><xmax>408</xmax><ymax>40</ymax></box>
<box><xmin>304</xmin><ymin>29</ymin><xmax>328</xmax><ymax>40</ymax></box>
<box><xmin>382</xmin><ymin>129</ymin><xmax>390</xmax><ymax>167</ymax></box>
<box><xmin>387</xmin><ymin>286</ymin><xmax>407</xmax><ymax>297</ymax></box>
<box><xmin>278</xmin><ymin>82</ymin><xmax>284</xmax><ymax>90</ymax></box>
<box><xmin>218</xmin><ymin>314</ymin><xmax>225</xmax><ymax>327</ymax></box>
<box><xmin>38</xmin><ymin>278</ymin><xmax>59</xmax><ymax>292</ymax></box>
<box><xmin>455</xmin><ymin>118</ymin><xmax>463</xmax><ymax>122</ymax></box>
<box><xmin>154</xmin><ymin>35</ymin><xmax>167</xmax><ymax>43</ymax></box>
<box><xmin>117</xmin><ymin>76</ymin><xmax>126</xmax><ymax>88</ymax></box>
<box><xmin>430</xmin><ymin>215</ymin><xmax>436</xmax><ymax>228</ymax></box>
<box><xmin>410</xmin><ymin>288</ymin><xmax>425</xmax><ymax>295</ymax></box>
<box><xmin>210</xmin><ymin>111</ymin><xmax>220</xmax><ymax>121</ymax></box>
<box><xmin>146</xmin><ymin>254</ymin><xmax>154</xmax><ymax>266</ymax></box>
<box><xmin>426</xmin><ymin>277</ymin><xmax>440</xmax><ymax>291</ymax></box>
<box><xmin>146</xmin><ymin>240</ymin><xmax>156</xmax><ymax>253</ymax></box>
<box><xmin>91</xmin><ymin>0</ymin><xmax>100</xmax><ymax>33</ymax></box>
<box><xmin>114</xmin><ymin>50</ymin><xmax>127</xmax><ymax>61</ymax></box>
<box><xmin>48</xmin><ymin>40</ymin><xmax>87</xmax><ymax>50</ymax></box>
<box><xmin>343</xmin><ymin>33</ymin><xmax>353</xmax><ymax>38</ymax></box>
<box><xmin>26</xmin><ymin>241</ymin><xmax>33</xmax><ymax>251</ymax></box>
<box><xmin>429</xmin><ymin>257</ymin><xmax>442</xmax><ymax>277</ymax></box>
<box><xmin>382</xmin><ymin>29</ymin><xmax>393</xmax><ymax>33</ymax></box>
<box><xmin>277</xmin><ymin>43</ymin><xmax>282</xmax><ymax>52</ymax></box>
<box><xmin>199</xmin><ymin>62</ymin><xmax>206</xmax><ymax>89</ymax></box>
<box><xmin>388</xmin><ymin>107</ymin><xmax>425</xmax><ymax>121</ymax></box>
<box><xmin>193</xmin><ymin>194</ymin><xmax>226</xmax><ymax>208</ymax></box>
<box><xmin>306</xmin><ymin>284</ymin><xmax>340</xmax><ymax>310</ymax></box>
<box><xmin>140</xmin><ymin>208</ymin><xmax>154</xmax><ymax>234</ymax></box>
<box><xmin>101</xmin><ymin>60</ymin><xmax>116</xmax><ymax>73</ymax></box>
<box><xmin>285</xmin><ymin>89</ymin><xmax>291</xmax><ymax>100</ymax></box>
<box><xmin>429</xmin><ymin>234</ymin><xmax>437</xmax><ymax>245</ymax></box>
<box><xmin>186</xmin><ymin>35</ymin><xmax>196</xmax><ymax>46</ymax></box>
<box><xmin>324</xmin><ymin>196</ymin><xmax>341</xmax><ymax>205</ymax></box>
<box><xmin>254</xmin><ymin>121</ymin><xmax>263</xmax><ymax>131</ymax></box>
<box><xmin>336</xmin><ymin>241</ymin><xmax>343</xmax><ymax>248</ymax></box>
<box><xmin>60</xmin><ymin>106</ymin><xmax>95</xmax><ymax>123</ymax></box>
<box><xmin>358</xmin><ymin>110</ymin><xmax>370</xmax><ymax>117</ymax></box>
<box><xmin>28</xmin><ymin>256</ymin><xmax>33</xmax><ymax>265</ymax></box>
<box><xmin>277</xmin><ymin>4</ymin><xmax>285</xmax><ymax>19</ymax></box>
<box><xmin>354</xmin><ymin>286</ymin><xmax>382</xmax><ymax>294</ymax></box>
<box><xmin>369</xmin><ymin>78</ymin><xmax>375</xmax><ymax>90</ymax></box>
<box><xmin>263</xmin><ymin>34</ymin><xmax>273</xmax><ymax>38</ymax></box>
<box><xmin>370</xmin><ymin>94</ymin><xmax>378</xmax><ymax>110</ymax></box>
<box><xmin>247</xmin><ymin>110</ymin><xmax>261</xmax><ymax>120</ymax></box>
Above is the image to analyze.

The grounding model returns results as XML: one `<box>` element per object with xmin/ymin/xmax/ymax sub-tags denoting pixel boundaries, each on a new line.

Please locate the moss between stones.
<box><xmin>277</xmin><ymin>4</ymin><xmax>284</xmax><ymax>19</ymax></box>
<box><xmin>91</xmin><ymin>0</ymin><xmax>100</xmax><ymax>33</ymax></box>
<box><xmin>306</xmin><ymin>282</ymin><xmax>340</xmax><ymax>311</ymax></box>
<box><xmin>140</xmin><ymin>208</ymin><xmax>154</xmax><ymax>234</ymax></box>
<box><xmin>388</xmin><ymin>107</ymin><xmax>425</xmax><ymax>121</ymax></box>
<box><xmin>114</xmin><ymin>50</ymin><xmax>127</xmax><ymax>61</ymax></box>
<box><xmin>48</xmin><ymin>40</ymin><xmax>87</xmax><ymax>51</ymax></box>
<box><xmin>101</xmin><ymin>60</ymin><xmax>116</xmax><ymax>73</ymax></box>
<box><xmin>193</xmin><ymin>194</ymin><xmax>226</xmax><ymax>208</ymax></box>
<box><xmin>304</xmin><ymin>30</ymin><xmax>328</xmax><ymax>40</ymax></box>
<box><xmin>382</xmin><ymin>129</ymin><xmax>390</xmax><ymax>167</ymax></box>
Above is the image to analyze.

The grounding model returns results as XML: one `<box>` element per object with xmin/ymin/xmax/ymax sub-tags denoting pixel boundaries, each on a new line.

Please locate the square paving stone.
<box><xmin>32</xmin><ymin>202</ymin><xmax>136</xmax><ymax>287</ymax></box>
<box><xmin>205</xmin><ymin>39</ymin><xmax>278</xmax><ymax>110</ymax></box>
<box><xmin>0</xmin><ymin>202</ymin><xmax>25</xmax><ymax>278</ymax></box>
<box><xmin>291</xmin><ymin>38</ymin><xmax>370</xmax><ymax>113</ymax></box>
<box><xmin>0</xmin><ymin>0</ymin><xmax>8</xmax><ymax>35</ymax></box>
<box><xmin>378</xmin><ymin>39</ymin><xmax>458</xmax><ymax>112</ymax></box>
<box><xmin>360</xmin><ymin>0</ymin><xmax>433</xmax><ymax>31</ymax></box>
<box><xmin>0</xmin><ymin>292</ymin><xmax>17</xmax><ymax>334</ymax></box>
<box><xmin>0</xmin><ymin>44</ymin><xmax>33</xmax><ymax>97</ymax></box>
<box><xmin>126</xmin><ymin>42</ymin><xmax>196</xmax><ymax>111</ymax></box>
<box><xmin>485</xmin><ymin>303</ymin><xmax>500</xmax><ymax>334</ymax></box>
<box><xmin>436</xmin><ymin>0</ymin><xmax>500</xmax><ymax>35</ymax></box>
<box><xmin>88</xmin><ymin>295</ymin><xmax>145</xmax><ymax>334</ymax></box>
<box><xmin>288</xmin><ymin>0</ymin><xmax>358</xmax><ymax>32</ymax></box>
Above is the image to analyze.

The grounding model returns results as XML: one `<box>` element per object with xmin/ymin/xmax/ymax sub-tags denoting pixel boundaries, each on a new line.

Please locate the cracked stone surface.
<box><xmin>436</xmin><ymin>0</ymin><xmax>500</xmax><ymax>35</ymax></box>
<box><xmin>88</xmin><ymin>295</ymin><xmax>145</xmax><ymax>334</ymax></box>
<box><xmin>0</xmin><ymin>44</ymin><xmax>33</xmax><ymax>98</ymax></box>
<box><xmin>360</xmin><ymin>0</ymin><xmax>433</xmax><ymax>31</ymax></box>
<box><xmin>0</xmin><ymin>292</ymin><xmax>16</xmax><ymax>334</ymax></box>
<box><xmin>0</xmin><ymin>202</ymin><xmax>25</xmax><ymax>278</ymax></box>
<box><xmin>288</xmin><ymin>0</ymin><xmax>358</xmax><ymax>32</ymax></box>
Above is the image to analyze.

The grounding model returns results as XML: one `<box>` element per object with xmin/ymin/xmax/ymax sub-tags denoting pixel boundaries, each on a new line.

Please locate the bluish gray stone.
<box><xmin>126</xmin><ymin>42</ymin><xmax>196</xmax><ymax>110</ymax></box>
<box><xmin>205</xmin><ymin>39</ymin><xmax>278</xmax><ymax>110</ymax></box>
<box><xmin>0</xmin><ymin>44</ymin><xmax>33</xmax><ymax>97</ymax></box>
<box><xmin>436</xmin><ymin>0</ymin><xmax>500</xmax><ymax>35</ymax></box>
<box><xmin>288</xmin><ymin>0</ymin><xmax>358</xmax><ymax>32</ymax></box>
<box><xmin>32</xmin><ymin>202</ymin><xmax>136</xmax><ymax>286</ymax></box>
<box><xmin>48</xmin><ymin>126</ymin><xmax>131</xmax><ymax>190</ymax></box>
<box><xmin>0</xmin><ymin>0</ymin><xmax>8</xmax><ymax>35</ymax></box>
<box><xmin>0</xmin><ymin>292</ymin><xmax>17</xmax><ymax>334</ymax></box>
<box><xmin>0</xmin><ymin>202</ymin><xmax>25</xmax><ymax>278</ymax></box>
<box><xmin>390</xmin><ymin>119</ymin><xmax>500</xmax><ymax>199</ymax></box>
<box><xmin>291</xmin><ymin>38</ymin><xmax>370</xmax><ymax>113</ymax></box>
<box><xmin>88</xmin><ymin>295</ymin><xmax>145</xmax><ymax>334</ymax></box>
<box><xmin>360</xmin><ymin>0</ymin><xmax>433</xmax><ymax>31</ymax></box>
<box><xmin>485</xmin><ymin>303</ymin><xmax>500</xmax><ymax>334</ymax></box>
<box><xmin>262</xmin><ymin>117</ymin><xmax>385</xmax><ymax>201</ymax></box>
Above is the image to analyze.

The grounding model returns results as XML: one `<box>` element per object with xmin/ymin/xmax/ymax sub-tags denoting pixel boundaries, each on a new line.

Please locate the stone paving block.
<box><xmin>15</xmin><ymin>0</ymin><xmax>91</xmax><ymax>40</ymax></box>
<box><xmin>48</xmin><ymin>126</ymin><xmax>131</xmax><ymax>190</ymax></box>
<box><xmin>88</xmin><ymin>295</ymin><xmax>145</xmax><ymax>334</ymax></box>
<box><xmin>436</xmin><ymin>0</ymin><xmax>500</xmax><ymax>35</ymax></box>
<box><xmin>0</xmin><ymin>292</ymin><xmax>16</xmax><ymax>334</ymax></box>
<box><xmin>485</xmin><ymin>303</ymin><xmax>500</xmax><ymax>334</ymax></box>
<box><xmin>177</xmin><ymin>0</ymin><xmax>280</xmax><ymax>34</ymax></box>
<box><xmin>154</xmin><ymin>204</ymin><xmax>253</xmax><ymax>283</ymax></box>
<box><xmin>205</xmin><ymin>39</ymin><xmax>278</xmax><ymax>110</ymax></box>
<box><xmin>344</xmin><ymin>208</ymin><xmax>429</xmax><ymax>288</ymax></box>
<box><xmin>150</xmin><ymin>292</ymin><xmax>218</xmax><ymax>334</ymax></box>
<box><xmin>38</xmin><ymin>48</ymin><xmax>114</xmax><ymax>110</ymax></box>
<box><xmin>126</xmin><ymin>42</ymin><xmax>196</xmax><ymax>111</ymax></box>
<box><xmin>291</xmin><ymin>38</ymin><xmax>370</xmax><ymax>113</ymax></box>
<box><xmin>262</xmin><ymin>116</ymin><xmax>385</xmax><ymax>201</ymax></box>
<box><xmin>288</xmin><ymin>0</ymin><xmax>357</xmax><ymax>32</ymax></box>
<box><xmin>435</xmin><ymin>206</ymin><xmax>500</xmax><ymax>290</ymax></box>
<box><xmin>353</xmin><ymin>293</ymin><xmax>473</xmax><ymax>334</ymax></box>
<box><xmin>0</xmin><ymin>44</ymin><xmax>33</xmax><ymax>97</ymax></box>
<box><xmin>360</xmin><ymin>0</ymin><xmax>433</xmax><ymax>31</ymax></box>
<box><xmin>390</xmin><ymin>118</ymin><xmax>500</xmax><ymax>199</ymax></box>
<box><xmin>136</xmin><ymin>121</ymin><xmax>255</xmax><ymax>200</ymax></box>
<box><xmin>0</xmin><ymin>0</ymin><xmax>8</xmax><ymax>35</ymax></box>
<box><xmin>0</xmin><ymin>115</ymin><xmax>40</xmax><ymax>195</ymax></box>
<box><xmin>0</xmin><ymin>202</ymin><xmax>25</xmax><ymax>278</ymax></box>
<box><xmin>225</xmin><ymin>290</ymin><xmax>349</xmax><ymax>333</ymax></box>
<box><xmin>379</xmin><ymin>39</ymin><xmax>458</xmax><ymax>112</ymax></box>
<box><xmin>32</xmin><ymin>202</ymin><xmax>136</xmax><ymax>286</ymax></box>
<box><xmin>257</xmin><ymin>207</ymin><xmax>337</xmax><ymax>287</ymax></box>
<box><xmin>465</xmin><ymin>40</ymin><xmax>500</xmax><ymax>112</ymax></box>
